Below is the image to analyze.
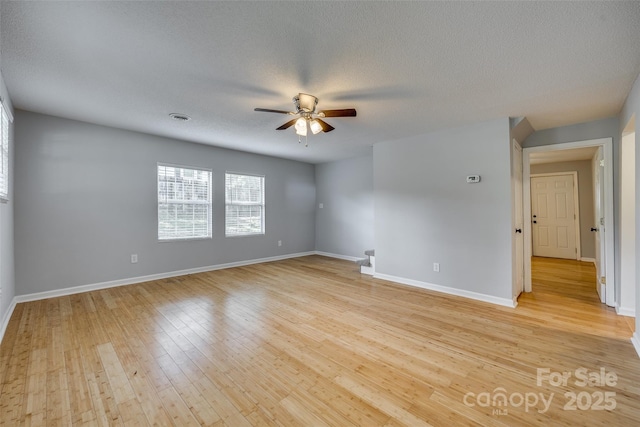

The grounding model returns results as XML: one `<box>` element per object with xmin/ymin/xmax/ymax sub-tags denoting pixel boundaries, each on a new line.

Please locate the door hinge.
<box><xmin>575</xmin><ymin>247</ymin><xmax>577</xmax><ymax>253</ymax></box>
<box><xmin>600</xmin><ymin>276</ymin><xmax>606</xmax><ymax>284</ymax></box>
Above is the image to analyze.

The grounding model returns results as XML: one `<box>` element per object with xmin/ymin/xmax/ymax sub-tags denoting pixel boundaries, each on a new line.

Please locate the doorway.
<box><xmin>530</xmin><ymin>173</ymin><xmax>580</xmax><ymax>259</ymax></box>
<box><xmin>523</xmin><ymin>138</ymin><xmax>615</xmax><ymax>307</ymax></box>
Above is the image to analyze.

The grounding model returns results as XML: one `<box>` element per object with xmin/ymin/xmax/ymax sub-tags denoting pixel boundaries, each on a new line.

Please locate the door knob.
<box><xmin>533</xmin><ymin>215</ymin><xmax>537</xmax><ymax>218</ymax></box>
<box><xmin>591</xmin><ymin>227</ymin><xmax>598</xmax><ymax>232</ymax></box>
<box><xmin>533</xmin><ymin>220</ymin><xmax>537</xmax><ymax>224</ymax></box>
<box><xmin>515</xmin><ymin>228</ymin><xmax>522</xmax><ymax>233</ymax></box>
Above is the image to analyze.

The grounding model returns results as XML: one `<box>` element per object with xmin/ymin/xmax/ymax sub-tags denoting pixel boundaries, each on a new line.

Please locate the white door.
<box><xmin>593</xmin><ymin>147</ymin><xmax>606</xmax><ymax>303</ymax></box>
<box><xmin>531</xmin><ymin>174</ymin><xmax>578</xmax><ymax>259</ymax></box>
<box><xmin>512</xmin><ymin>140</ymin><xmax>524</xmax><ymax>297</ymax></box>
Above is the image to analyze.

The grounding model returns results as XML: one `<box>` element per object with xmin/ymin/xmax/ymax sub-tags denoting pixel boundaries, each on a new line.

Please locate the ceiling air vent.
<box><xmin>169</xmin><ymin>113</ymin><xmax>191</xmax><ymax>122</ymax></box>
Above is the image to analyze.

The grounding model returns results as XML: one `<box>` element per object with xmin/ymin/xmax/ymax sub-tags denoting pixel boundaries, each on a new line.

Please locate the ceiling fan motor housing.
<box><xmin>294</xmin><ymin>93</ymin><xmax>318</xmax><ymax>113</ymax></box>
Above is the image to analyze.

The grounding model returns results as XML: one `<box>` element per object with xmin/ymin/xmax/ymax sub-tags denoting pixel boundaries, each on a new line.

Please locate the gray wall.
<box><xmin>619</xmin><ymin>71</ymin><xmax>640</xmax><ymax>342</ymax></box>
<box><xmin>14</xmin><ymin>110</ymin><xmax>316</xmax><ymax>296</ymax></box>
<box><xmin>315</xmin><ymin>153</ymin><xmax>374</xmax><ymax>258</ymax></box>
<box><xmin>523</xmin><ymin>116</ymin><xmax>621</xmax><ymax>304</ymax></box>
<box><xmin>374</xmin><ymin>118</ymin><xmax>513</xmax><ymax>300</ymax></box>
<box><xmin>530</xmin><ymin>160</ymin><xmax>595</xmax><ymax>259</ymax></box>
<box><xmin>0</xmin><ymin>70</ymin><xmax>15</xmax><ymax>330</ymax></box>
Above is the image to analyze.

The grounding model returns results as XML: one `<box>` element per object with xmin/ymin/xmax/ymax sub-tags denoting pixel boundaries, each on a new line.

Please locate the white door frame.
<box><xmin>530</xmin><ymin>172</ymin><xmax>581</xmax><ymax>260</ymax></box>
<box><xmin>512</xmin><ymin>138</ymin><xmax>524</xmax><ymax>303</ymax></box>
<box><xmin>523</xmin><ymin>138</ymin><xmax>615</xmax><ymax>307</ymax></box>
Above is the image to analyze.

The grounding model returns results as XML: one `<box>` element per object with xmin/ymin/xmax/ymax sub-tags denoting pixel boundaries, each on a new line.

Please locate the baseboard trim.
<box><xmin>314</xmin><ymin>251</ymin><xmax>360</xmax><ymax>262</ymax></box>
<box><xmin>373</xmin><ymin>272</ymin><xmax>516</xmax><ymax>308</ymax></box>
<box><xmin>0</xmin><ymin>297</ymin><xmax>17</xmax><ymax>346</ymax></box>
<box><xmin>14</xmin><ymin>251</ymin><xmax>316</xmax><ymax>304</ymax></box>
<box><xmin>631</xmin><ymin>333</ymin><xmax>640</xmax><ymax>359</ymax></box>
<box><xmin>580</xmin><ymin>257</ymin><xmax>596</xmax><ymax>264</ymax></box>
<box><xmin>616</xmin><ymin>306</ymin><xmax>636</xmax><ymax>317</ymax></box>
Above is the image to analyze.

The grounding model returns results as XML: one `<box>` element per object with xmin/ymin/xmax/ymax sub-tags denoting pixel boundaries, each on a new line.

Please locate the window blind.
<box><xmin>158</xmin><ymin>164</ymin><xmax>212</xmax><ymax>240</ymax></box>
<box><xmin>0</xmin><ymin>103</ymin><xmax>9</xmax><ymax>201</ymax></box>
<box><xmin>225</xmin><ymin>173</ymin><xmax>265</xmax><ymax>236</ymax></box>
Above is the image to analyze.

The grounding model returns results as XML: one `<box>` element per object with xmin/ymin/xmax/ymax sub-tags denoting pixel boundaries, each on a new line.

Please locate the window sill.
<box><xmin>158</xmin><ymin>236</ymin><xmax>212</xmax><ymax>243</ymax></box>
<box><xmin>225</xmin><ymin>233</ymin><xmax>265</xmax><ymax>238</ymax></box>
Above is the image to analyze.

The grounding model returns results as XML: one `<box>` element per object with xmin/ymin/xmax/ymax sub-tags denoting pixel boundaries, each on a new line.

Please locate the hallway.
<box><xmin>518</xmin><ymin>256</ymin><xmax>634</xmax><ymax>339</ymax></box>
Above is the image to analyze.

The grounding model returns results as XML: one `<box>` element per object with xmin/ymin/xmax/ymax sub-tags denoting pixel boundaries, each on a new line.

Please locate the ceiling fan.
<box><xmin>254</xmin><ymin>93</ymin><xmax>356</xmax><ymax>143</ymax></box>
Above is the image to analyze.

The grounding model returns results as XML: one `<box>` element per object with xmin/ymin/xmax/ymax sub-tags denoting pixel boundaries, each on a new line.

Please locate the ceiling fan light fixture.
<box><xmin>309</xmin><ymin>119</ymin><xmax>322</xmax><ymax>135</ymax></box>
<box><xmin>254</xmin><ymin>93</ymin><xmax>356</xmax><ymax>143</ymax></box>
<box><xmin>295</xmin><ymin>117</ymin><xmax>307</xmax><ymax>136</ymax></box>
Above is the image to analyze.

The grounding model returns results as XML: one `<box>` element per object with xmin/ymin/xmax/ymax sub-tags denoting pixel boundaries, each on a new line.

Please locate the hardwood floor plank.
<box><xmin>96</xmin><ymin>343</ymin><xmax>136</xmax><ymax>405</ymax></box>
<box><xmin>1</xmin><ymin>255</ymin><xmax>638</xmax><ymax>425</ymax></box>
<box><xmin>335</xmin><ymin>374</ymin><xmax>432</xmax><ymax>427</ymax></box>
<box><xmin>155</xmin><ymin>385</ymin><xmax>207</xmax><ymax>426</ymax></box>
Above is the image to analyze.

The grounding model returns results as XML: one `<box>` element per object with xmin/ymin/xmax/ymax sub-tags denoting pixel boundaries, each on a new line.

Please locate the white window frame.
<box><xmin>157</xmin><ymin>163</ymin><xmax>212</xmax><ymax>241</ymax></box>
<box><xmin>225</xmin><ymin>172</ymin><xmax>265</xmax><ymax>237</ymax></box>
<box><xmin>0</xmin><ymin>98</ymin><xmax>12</xmax><ymax>202</ymax></box>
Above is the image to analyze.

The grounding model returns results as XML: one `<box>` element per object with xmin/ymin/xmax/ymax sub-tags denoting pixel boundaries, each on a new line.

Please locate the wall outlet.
<box><xmin>433</xmin><ymin>262</ymin><xmax>440</xmax><ymax>272</ymax></box>
<box><xmin>319</xmin><ymin>203</ymin><xmax>323</xmax><ymax>209</ymax></box>
<box><xmin>278</xmin><ymin>240</ymin><xmax>282</xmax><ymax>247</ymax></box>
<box><xmin>131</xmin><ymin>254</ymin><xmax>138</xmax><ymax>264</ymax></box>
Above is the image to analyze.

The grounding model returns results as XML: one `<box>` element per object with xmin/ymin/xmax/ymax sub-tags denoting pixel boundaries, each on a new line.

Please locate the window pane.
<box><xmin>158</xmin><ymin>164</ymin><xmax>212</xmax><ymax>240</ymax></box>
<box><xmin>225</xmin><ymin>173</ymin><xmax>265</xmax><ymax>236</ymax></box>
<box><xmin>226</xmin><ymin>205</ymin><xmax>263</xmax><ymax>235</ymax></box>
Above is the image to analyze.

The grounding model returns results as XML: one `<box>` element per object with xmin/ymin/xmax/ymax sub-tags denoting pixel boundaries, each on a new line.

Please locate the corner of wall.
<box><xmin>0</xmin><ymin>296</ymin><xmax>16</xmax><ymax>345</ymax></box>
<box><xmin>0</xmin><ymin>68</ymin><xmax>15</xmax><ymax>339</ymax></box>
<box><xmin>632</xmin><ymin>333</ymin><xmax>640</xmax><ymax>359</ymax></box>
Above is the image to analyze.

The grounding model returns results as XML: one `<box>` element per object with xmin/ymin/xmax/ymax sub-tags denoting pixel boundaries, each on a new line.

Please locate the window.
<box><xmin>158</xmin><ymin>164</ymin><xmax>212</xmax><ymax>241</ymax></box>
<box><xmin>0</xmin><ymin>100</ymin><xmax>10</xmax><ymax>201</ymax></box>
<box><xmin>225</xmin><ymin>173</ymin><xmax>265</xmax><ymax>236</ymax></box>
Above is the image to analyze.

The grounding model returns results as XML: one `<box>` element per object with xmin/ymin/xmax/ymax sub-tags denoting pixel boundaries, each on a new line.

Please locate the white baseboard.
<box><xmin>314</xmin><ymin>251</ymin><xmax>360</xmax><ymax>262</ymax></box>
<box><xmin>632</xmin><ymin>333</ymin><xmax>640</xmax><ymax>359</ymax></box>
<box><xmin>616</xmin><ymin>305</ymin><xmax>636</xmax><ymax>317</ymax></box>
<box><xmin>0</xmin><ymin>297</ymin><xmax>17</xmax><ymax>346</ymax></box>
<box><xmin>580</xmin><ymin>257</ymin><xmax>596</xmax><ymax>264</ymax></box>
<box><xmin>360</xmin><ymin>265</ymin><xmax>375</xmax><ymax>275</ymax></box>
<box><xmin>373</xmin><ymin>272</ymin><xmax>516</xmax><ymax>308</ymax></box>
<box><xmin>14</xmin><ymin>251</ymin><xmax>316</xmax><ymax>304</ymax></box>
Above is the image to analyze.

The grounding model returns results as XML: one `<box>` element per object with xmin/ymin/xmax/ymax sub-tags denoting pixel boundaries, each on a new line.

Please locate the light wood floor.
<box><xmin>0</xmin><ymin>255</ymin><xmax>638</xmax><ymax>426</ymax></box>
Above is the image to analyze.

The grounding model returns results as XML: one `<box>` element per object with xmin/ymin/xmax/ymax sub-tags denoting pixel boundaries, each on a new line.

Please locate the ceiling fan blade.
<box><xmin>276</xmin><ymin>119</ymin><xmax>297</xmax><ymax>130</ymax></box>
<box><xmin>255</xmin><ymin>108</ymin><xmax>293</xmax><ymax>114</ymax></box>
<box><xmin>315</xmin><ymin>118</ymin><xmax>335</xmax><ymax>133</ymax></box>
<box><xmin>319</xmin><ymin>108</ymin><xmax>357</xmax><ymax>117</ymax></box>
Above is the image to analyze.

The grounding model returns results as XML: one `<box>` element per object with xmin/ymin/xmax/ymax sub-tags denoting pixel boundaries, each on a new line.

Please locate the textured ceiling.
<box><xmin>1</xmin><ymin>1</ymin><xmax>639</xmax><ymax>164</ymax></box>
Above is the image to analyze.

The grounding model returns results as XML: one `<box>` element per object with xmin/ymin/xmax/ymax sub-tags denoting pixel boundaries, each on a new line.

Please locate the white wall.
<box><xmin>315</xmin><ymin>153</ymin><xmax>374</xmax><ymax>259</ymax></box>
<box><xmin>619</xmin><ymin>71</ymin><xmax>640</xmax><ymax>354</ymax></box>
<box><xmin>374</xmin><ymin>118</ymin><xmax>513</xmax><ymax>303</ymax></box>
<box><xmin>530</xmin><ymin>160</ymin><xmax>595</xmax><ymax>259</ymax></box>
<box><xmin>0</xmin><ymin>71</ymin><xmax>15</xmax><ymax>339</ymax></box>
<box><xmin>620</xmin><ymin>132</ymin><xmax>635</xmax><ymax>315</ymax></box>
<box><xmin>14</xmin><ymin>111</ymin><xmax>316</xmax><ymax>296</ymax></box>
